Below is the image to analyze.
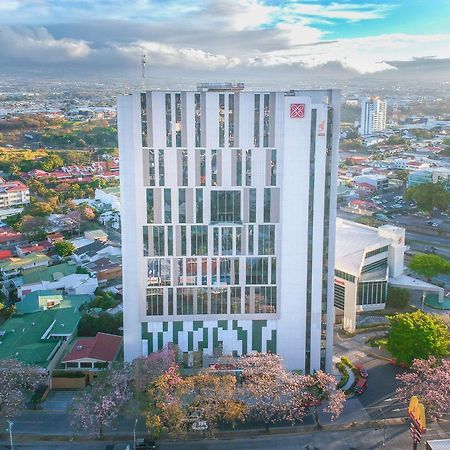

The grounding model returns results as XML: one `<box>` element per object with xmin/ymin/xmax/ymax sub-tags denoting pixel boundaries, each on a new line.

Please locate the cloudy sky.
<box><xmin>1</xmin><ymin>0</ymin><xmax>449</xmax><ymax>85</ymax></box>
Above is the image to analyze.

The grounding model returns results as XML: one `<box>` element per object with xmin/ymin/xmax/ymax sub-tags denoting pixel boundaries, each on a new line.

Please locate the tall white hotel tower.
<box><xmin>118</xmin><ymin>84</ymin><xmax>340</xmax><ymax>373</ymax></box>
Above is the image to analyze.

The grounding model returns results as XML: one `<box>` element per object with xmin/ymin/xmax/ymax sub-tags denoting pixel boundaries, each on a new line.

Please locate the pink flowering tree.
<box><xmin>396</xmin><ymin>357</ymin><xmax>450</xmax><ymax>421</ymax></box>
<box><xmin>0</xmin><ymin>359</ymin><xmax>47</xmax><ymax>421</ymax></box>
<box><xmin>227</xmin><ymin>353</ymin><xmax>309</xmax><ymax>430</ymax></box>
<box><xmin>302</xmin><ymin>370</ymin><xmax>346</xmax><ymax>428</ymax></box>
<box><xmin>69</xmin><ymin>364</ymin><xmax>132</xmax><ymax>438</ymax></box>
<box><xmin>131</xmin><ymin>345</ymin><xmax>179</xmax><ymax>393</ymax></box>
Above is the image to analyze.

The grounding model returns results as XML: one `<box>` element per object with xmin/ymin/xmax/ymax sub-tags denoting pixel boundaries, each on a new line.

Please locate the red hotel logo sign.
<box><xmin>290</xmin><ymin>103</ymin><xmax>305</xmax><ymax>118</ymax></box>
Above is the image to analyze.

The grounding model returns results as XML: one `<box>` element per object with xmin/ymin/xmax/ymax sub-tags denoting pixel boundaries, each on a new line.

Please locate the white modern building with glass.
<box><xmin>118</xmin><ymin>84</ymin><xmax>340</xmax><ymax>373</ymax></box>
<box><xmin>359</xmin><ymin>96</ymin><xmax>387</xmax><ymax>135</ymax></box>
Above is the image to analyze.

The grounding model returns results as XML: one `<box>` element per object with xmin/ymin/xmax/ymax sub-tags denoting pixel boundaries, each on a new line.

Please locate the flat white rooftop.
<box><xmin>335</xmin><ymin>219</ymin><xmax>390</xmax><ymax>275</ymax></box>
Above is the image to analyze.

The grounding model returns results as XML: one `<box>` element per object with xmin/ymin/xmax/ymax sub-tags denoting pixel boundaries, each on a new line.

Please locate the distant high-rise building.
<box><xmin>118</xmin><ymin>85</ymin><xmax>340</xmax><ymax>372</ymax></box>
<box><xmin>359</xmin><ymin>97</ymin><xmax>387</xmax><ymax>135</ymax></box>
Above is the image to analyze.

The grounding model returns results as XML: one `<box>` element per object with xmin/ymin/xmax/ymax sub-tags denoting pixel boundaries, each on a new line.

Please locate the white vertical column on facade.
<box><xmin>205</xmin><ymin>93</ymin><xmax>218</xmax><ymax>149</ymax></box>
<box><xmin>222</xmin><ymin>94</ymin><xmax>232</xmax><ymax>187</ymax></box>
<box><xmin>235</xmin><ymin>92</ymin><xmax>253</xmax><ymax>149</ymax></box>
<box><xmin>308</xmin><ymin>103</ymin><xmax>327</xmax><ymax>373</ymax></box>
<box><xmin>150</xmin><ymin>92</ymin><xmax>167</xmax><ymax>149</ymax></box>
<box><xmin>118</xmin><ymin>93</ymin><xmax>147</xmax><ymax>362</ymax></box>
<box><xmin>325</xmin><ymin>89</ymin><xmax>340</xmax><ymax>372</ymax></box>
<box><xmin>277</xmin><ymin>95</ymin><xmax>312</xmax><ymax>371</ymax></box>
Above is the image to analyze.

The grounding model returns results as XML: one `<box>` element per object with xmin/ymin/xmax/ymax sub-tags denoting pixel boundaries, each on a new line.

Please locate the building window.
<box><xmin>271</xmin><ymin>257</ymin><xmax>276</xmax><ymax>284</ymax></box>
<box><xmin>178</xmin><ymin>149</ymin><xmax>188</xmax><ymax>186</ymax></box>
<box><xmin>177</xmin><ymin>288</ymin><xmax>194</xmax><ymax>315</ymax></box>
<box><xmin>268</xmin><ymin>149</ymin><xmax>276</xmax><ymax>186</ymax></box>
<box><xmin>264</xmin><ymin>188</ymin><xmax>271</xmax><ymax>222</ymax></box>
<box><xmin>197</xmin><ymin>288</ymin><xmax>208</xmax><ymax>314</ymax></box>
<box><xmin>213</xmin><ymin>227</ymin><xmax>219</xmax><ymax>256</ymax></box>
<box><xmin>334</xmin><ymin>269</ymin><xmax>355</xmax><ymax>283</ymax></box>
<box><xmin>191</xmin><ymin>225</ymin><xmax>208</xmax><ymax>256</ymax></box>
<box><xmin>357</xmin><ymin>280</ymin><xmax>387</xmax><ymax>305</ymax></box>
<box><xmin>175</xmin><ymin>93</ymin><xmax>182</xmax><ymax>147</ymax></box>
<box><xmin>146</xmin><ymin>188</ymin><xmax>154</xmax><ymax>223</ymax></box>
<box><xmin>258</xmin><ymin>224</ymin><xmax>275</xmax><ymax>255</ymax></box>
<box><xmin>196</xmin><ymin>149</ymin><xmax>206</xmax><ymax>186</ymax></box>
<box><xmin>141</xmin><ymin>92</ymin><xmax>148</xmax><ymax>148</ymax></box>
<box><xmin>263</xmin><ymin>94</ymin><xmax>270</xmax><ymax>147</ymax></box>
<box><xmin>334</xmin><ymin>283</ymin><xmax>345</xmax><ymax>310</ymax></box>
<box><xmin>246</xmin><ymin>257</ymin><xmax>269</xmax><ymax>284</ymax></box>
<box><xmin>164</xmin><ymin>189</ymin><xmax>171</xmax><ymax>223</ymax></box>
<box><xmin>179</xmin><ymin>188</ymin><xmax>186</xmax><ymax>223</ymax></box>
<box><xmin>211</xmin><ymin>288</ymin><xmax>227</xmax><ymax>314</ymax></box>
<box><xmin>221</xmin><ymin>227</ymin><xmax>233</xmax><ymax>255</ymax></box>
<box><xmin>248</xmin><ymin>225</ymin><xmax>254</xmax><ymax>255</ymax></box>
<box><xmin>195</xmin><ymin>93</ymin><xmax>201</xmax><ymax>147</ymax></box>
<box><xmin>249</xmin><ymin>188</ymin><xmax>256</xmax><ymax>223</ymax></box>
<box><xmin>211</xmin><ymin>191</ymin><xmax>241</xmax><ymax>223</ymax></box>
<box><xmin>365</xmin><ymin>246</ymin><xmax>389</xmax><ymax>259</ymax></box>
<box><xmin>219</xmin><ymin>94</ymin><xmax>225</xmax><ymax>147</ymax></box>
<box><xmin>361</xmin><ymin>258</ymin><xmax>388</xmax><ymax>274</ymax></box>
<box><xmin>230</xmin><ymin>287</ymin><xmax>241</xmax><ymax>314</ymax></box>
<box><xmin>146</xmin><ymin>288</ymin><xmax>164</xmax><ymax>315</ymax></box>
<box><xmin>143</xmin><ymin>226</ymin><xmax>148</xmax><ymax>256</ymax></box>
<box><xmin>180</xmin><ymin>225</ymin><xmax>187</xmax><ymax>256</ymax></box>
<box><xmin>148</xmin><ymin>149</ymin><xmax>155</xmax><ymax>186</ymax></box>
<box><xmin>168</xmin><ymin>288</ymin><xmax>173</xmax><ymax>315</ymax></box>
<box><xmin>148</xmin><ymin>259</ymin><xmax>171</xmax><ymax>286</ymax></box>
<box><xmin>196</xmin><ymin>189</ymin><xmax>203</xmax><ymax>223</ymax></box>
<box><xmin>165</xmin><ymin>93</ymin><xmax>172</xmax><ymax>147</ymax></box>
<box><xmin>245</xmin><ymin>149</ymin><xmax>252</xmax><ymax>186</ymax></box>
<box><xmin>167</xmin><ymin>226</ymin><xmax>173</xmax><ymax>256</ymax></box>
<box><xmin>158</xmin><ymin>149</ymin><xmax>165</xmax><ymax>186</ymax></box>
<box><xmin>254</xmin><ymin>286</ymin><xmax>276</xmax><ymax>313</ymax></box>
<box><xmin>229</xmin><ymin>94</ymin><xmax>235</xmax><ymax>147</ymax></box>
<box><xmin>151</xmin><ymin>226</ymin><xmax>165</xmax><ymax>256</ymax></box>
<box><xmin>211</xmin><ymin>149</ymin><xmax>221</xmax><ymax>186</ymax></box>
<box><xmin>235</xmin><ymin>227</ymin><xmax>242</xmax><ymax>255</ymax></box>
<box><xmin>235</xmin><ymin>149</ymin><xmax>242</xmax><ymax>186</ymax></box>
<box><xmin>254</xmin><ymin>94</ymin><xmax>260</xmax><ymax>147</ymax></box>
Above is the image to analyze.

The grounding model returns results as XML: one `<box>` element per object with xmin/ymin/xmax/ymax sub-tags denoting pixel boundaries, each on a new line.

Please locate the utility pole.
<box><xmin>7</xmin><ymin>420</ymin><xmax>13</xmax><ymax>450</ymax></box>
<box><xmin>141</xmin><ymin>53</ymin><xmax>146</xmax><ymax>89</ymax></box>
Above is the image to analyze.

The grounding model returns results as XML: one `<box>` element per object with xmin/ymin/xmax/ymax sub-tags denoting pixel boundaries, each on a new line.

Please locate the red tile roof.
<box><xmin>63</xmin><ymin>332</ymin><xmax>122</xmax><ymax>363</ymax></box>
<box><xmin>0</xmin><ymin>250</ymin><xmax>12</xmax><ymax>260</ymax></box>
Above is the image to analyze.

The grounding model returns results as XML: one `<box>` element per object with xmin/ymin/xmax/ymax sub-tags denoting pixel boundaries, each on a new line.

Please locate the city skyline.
<box><xmin>0</xmin><ymin>0</ymin><xmax>449</xmax><ymax>84</ymax></box>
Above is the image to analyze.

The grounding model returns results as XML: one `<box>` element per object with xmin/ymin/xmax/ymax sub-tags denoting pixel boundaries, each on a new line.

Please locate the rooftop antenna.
<box><xmin>141</xmin><ymin>53</ymin><xmax>147</xmax><ymax>88</ymax></box>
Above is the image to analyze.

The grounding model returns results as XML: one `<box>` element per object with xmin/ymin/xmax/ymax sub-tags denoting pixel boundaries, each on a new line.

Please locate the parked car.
<box><xmin>355</xmin><ymin>364</ymin><xmax>368</xmax><ymax>378</ymax></box>
<box><xmin>354</xmin><ymin>378</ymin><xmax>368</xmax><ymax>395</ymax></box>
<box><xmin>135</xmin><ymin>438</ymin><xmax>158</xmax><ymax>449</ymax></box>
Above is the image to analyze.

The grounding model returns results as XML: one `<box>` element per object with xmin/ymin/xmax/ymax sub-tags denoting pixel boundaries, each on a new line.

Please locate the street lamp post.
<box><xmin>379</xmin><ymin>407</ymin><xmax>386</xmax><ymax>448</ymax></box>
<box><xmin>7</xmin><ymin>420</ymin><xmax>14</xmax><ymax>450</ymax></box>
<box><xmin>133</xmin><ymin>417</ymin><xmax>138</xmax><ymax>450</ymax></box>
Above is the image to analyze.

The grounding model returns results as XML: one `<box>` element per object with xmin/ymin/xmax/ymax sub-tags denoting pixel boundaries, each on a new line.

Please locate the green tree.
<box><xmin>387</xmin><ymin>310</ymin><xmax>450</xmax><ymax>365</ymax></box>
<box><xmin>19</xmin><ymin>215</ymin><xmax>49</xmax><ymax>241</ymax></box>
<box><xmin>40</xmin><ymin>154</ymin><xmax>64</xmax><ymax>172</ymax></box>
<box><xmin>77</xmin><ymin>312</ymin><xmax>123</xmax><ymax>337</ymax></box>
<box><xmin>409</xmin><ymin>253</ymin><xmax>450</xmax><ymax>281</ymax></box>
<box><xmin>54</xmin><ymin>241</ymin><xmax>76</xmax><ymax>257</ymax></box>
<box><xmin>386</xmin><ymin>287</ymin><xmax>411</xmax><ymax>309</ymax></box>
<box><xmin>404</xmin><ymin>183</ymin><xmax>450</xmax><ymax>212</ymax></box>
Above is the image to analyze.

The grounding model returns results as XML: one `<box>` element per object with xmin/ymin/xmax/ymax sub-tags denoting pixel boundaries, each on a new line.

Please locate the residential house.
<box><xmin>0</xmin><ymin>253</ymin><xmax>51</xmax><ymax>279</ymax></box>
<box><xmin>85</xmin><ymin>257</ymin><xmax>122</xmax><ymax>282</ymax></box>
<box><xmin>0</xmin><ymin>293</ymin><xmax>90</xmax><ymax>369</ymax></box>
<box><xmin>73</xmin><ymin>240</ymin><xmax>121</xmax><ymax>264</ymax></box>
<box><xmin>16</xmin><ymin>241</ymin><xmax>52</xmax><ymax>257</ymax></box>
<box><xmin>17</xmin><ymin>262</ymin><xmax>98</xmax><ymax>298</ymax></box>
<box><xmin>62</xmin><ymin>332</ymin><xmax>122</xmax><ymax>370</ymax></box>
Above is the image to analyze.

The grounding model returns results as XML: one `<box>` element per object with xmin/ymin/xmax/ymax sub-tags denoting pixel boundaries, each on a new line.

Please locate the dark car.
<box><xmin>355</xmin><ymin>364</ymin><xmax>368</xmax><ymax>378</ymax></box>
<box><xmin>135</xmin><ymin>438</ymin><xmax>158</xmax><ymax>449</ymax></box>
<box><xmin>354</xmin><ymin>378</ymin><xmax>368</xmax><ymax>395</ymax></box>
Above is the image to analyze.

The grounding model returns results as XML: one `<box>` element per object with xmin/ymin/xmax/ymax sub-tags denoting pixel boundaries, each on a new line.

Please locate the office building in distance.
<box><xmin>118</xmin><ymin>85</ymin><xmax>340</xmax><ymax>372</ymax></box>
<box><xmin>359</xmin><ymin>96</ymin><xmax>387</xmax><ymax>135</ymax></box>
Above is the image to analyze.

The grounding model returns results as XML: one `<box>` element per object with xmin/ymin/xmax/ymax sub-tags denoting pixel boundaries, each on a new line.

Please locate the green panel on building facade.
<box><xmin>267</xmin><ymin>329</ymin><xmax>277</xmax><ymax>354</ymax></box>
<box><xmin>193</xmin><ymin>321</ymin><xmax>203</xmax><ymax>331</ymax></box>
<box><xmin>232</xmin><ymin>320</ymin><xmax>238</xmax><ymax>330</ymax></box>
<box><xmin>148</xmin><ymin>333</ymin><xmax>153</xmax><ymax>354</ymax></box>
<box><xmin>218</xmin><ymin>320</ymin><xmax>228</xmax><ymax>330</ymax></box>
<box><xmin>252</xmin><ymin>320</ymin><xmax>267</xmax><ymax>352</ymax></box>
<box><xmin>198</xmin><ymin>327</ymin><xmax>208</xmax><ymax>350</ymax></box>
<box><xmin>236</xmin><ymin>325</ymin><xmax>248</xmax><ymax>355</ymax></box>
<box><xmin>173</xmin><ymin>321</ymin><xmax>183</xmax><ymax>344</ymax></box>
<box><xmin>163</xmin><ymin>321</ymin><xmax>168</xmax><ymax>332</ymax></box>
<box><xmin>188</xmin><ymin>331</ymin><xmax>193</xmax><ymax>351</ymax></box>
<box><xmin>157</xmin><ymin>332</ymin><xmax>164</xmax><ymax>350</ymax></box>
